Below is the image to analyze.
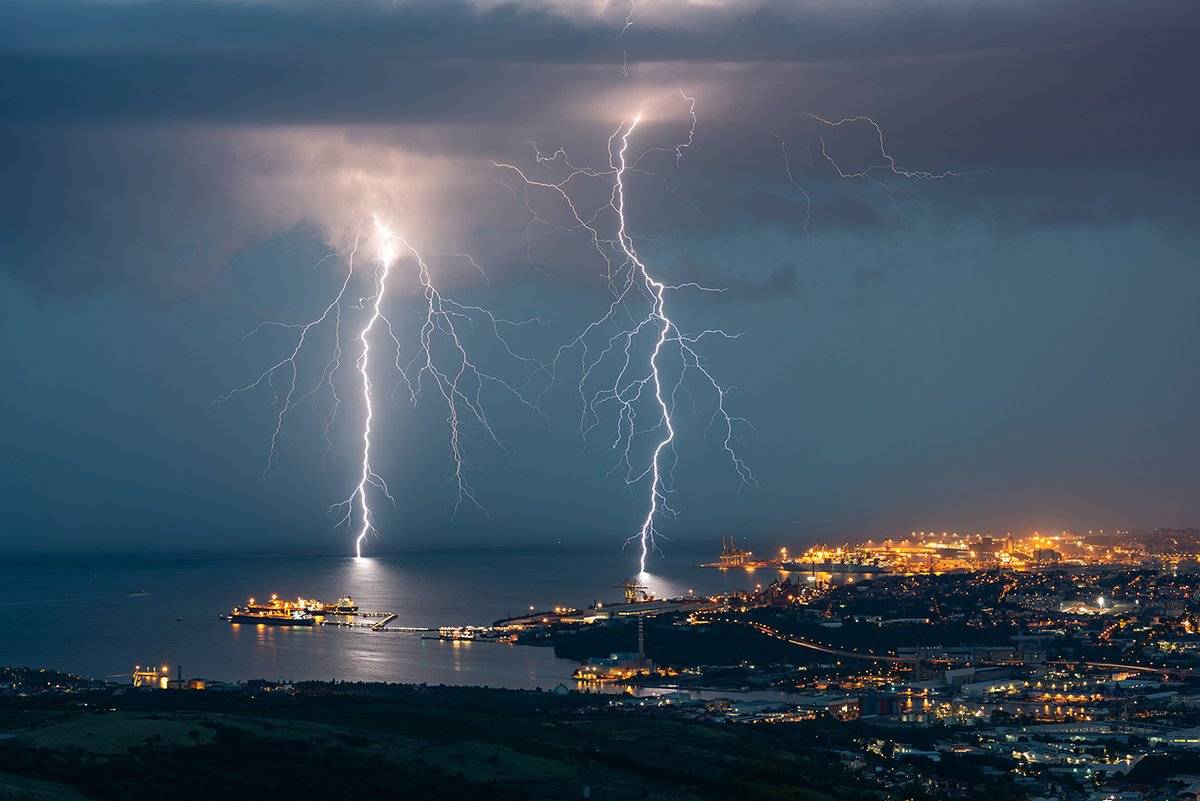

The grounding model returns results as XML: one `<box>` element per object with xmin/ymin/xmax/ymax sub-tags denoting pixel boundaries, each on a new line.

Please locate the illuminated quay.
<box><xmin>704</xmin><ymin>529</ymin><xmax>1200</xmax><ymax>575</ymax></box>
<box><xmin>23</xmin><ymin>532</ymin><xmax>1200</xmax><ymax>801</ymax></box>
<box><xmin>225</xmin><ymin>593</ymin><xmax>386</xmax><ymax>628</ymax></box>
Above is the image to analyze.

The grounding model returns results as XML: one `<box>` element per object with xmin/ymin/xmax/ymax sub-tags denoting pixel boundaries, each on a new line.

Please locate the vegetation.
<box><xmin>0</xmin><ymin>682</ymin><xmax>880</xmax><ymax>801</ymax></box>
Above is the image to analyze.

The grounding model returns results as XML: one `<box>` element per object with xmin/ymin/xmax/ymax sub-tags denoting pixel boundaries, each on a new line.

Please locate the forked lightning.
<box><xmin>218</xmin><ymin>218</ymin><xmax>538</xmax><ymax>557</ymax></box>
<box><xmin>495</xmin><ymin>98</ymin><xmax>755</xmax><ymax>572</ymax></box>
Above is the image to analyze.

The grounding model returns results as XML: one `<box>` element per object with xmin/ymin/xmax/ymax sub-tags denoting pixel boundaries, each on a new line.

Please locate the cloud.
<box><xmin>684</xmin><ymin>258</ymin><xmax>803</xmax><ymax>302</ymax></box>
<box><xmin>0</xmin><ymin>126</ymin><xmax>471</xmax><ymax>295</ymax></box>
<box><xmin>1</xmin><ymin>0</ymin><xmax>1198</xmax><ymax>298</ymax></box>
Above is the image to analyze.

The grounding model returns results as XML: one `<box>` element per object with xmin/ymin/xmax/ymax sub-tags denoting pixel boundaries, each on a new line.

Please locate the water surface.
<box><xmin>1</xmin><ymin>544</ymin><xmax>767</xmax><ymax>688</ymax></box>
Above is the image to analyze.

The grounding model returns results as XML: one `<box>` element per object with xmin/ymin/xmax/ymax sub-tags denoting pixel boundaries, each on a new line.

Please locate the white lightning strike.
<box><xmin>808</xmin><ymin>114</ymin><xmax>974</xmax><ymax>182</ymax></box>
<box><xmin>773</xmin><ymin>114</ymin><xmax>982</xmax><ymax>240</ymax></box>
<box><xmin>621</xmin><ymin>0</ymin><xmax>637</xmax><ymax>77</ymax></box>
<box><xmin>495</xmin><ymin>96</ymin><xmax>755</xmax><ymax>573</ymax></box>
<box><xmin>772</xmin><ymin>132</ymin><xmax>813</xmax><ymax>238</ymax></box>
<box><xmin>346</xmin><ymin>224</ymin><xmax>395</xmax><ymax>558</ymax></box>
<box><xmin>615</xmin><ymin>115</ymin><xmax>674</xmax><ymax>572</ymax></box>
<box><xmin>219</xmin><ymin>218</ymin><xmax>539</xmax><ymax>558</ymax></box>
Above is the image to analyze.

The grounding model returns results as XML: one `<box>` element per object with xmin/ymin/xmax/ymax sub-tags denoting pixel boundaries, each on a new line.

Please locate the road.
<box><xmin>721</xmin><ymin>615</ymin><xmax>1195</xmax><ymax>677</ymax></box>
<box><xmin>715</xmin><ymin>616</ymin><xmax>911</xmax><ymax>663</ymax></box>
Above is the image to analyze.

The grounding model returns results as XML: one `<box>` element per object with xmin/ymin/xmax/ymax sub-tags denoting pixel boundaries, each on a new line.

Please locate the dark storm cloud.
<box><xmin>0</xmin><ymin>126</ymin><xmax>287</xmax><ymax>297</ymax></box>
<box><xmin>4</xmin><ymin>0</ymin><xmax>1196</xmax><ymax>67</ymax></box>
<box><xmin>673</xmin><ymin>258</ymin><xmax>803</xmax><ymax>302</ymax></box>
<box><xmin>0</xmin><ymin>0</ymin><xmax>1198</xmax><ymax>295</ymax></box>
<box><xmin>1</xmin><ymin>0</ymin><xmax>1197</xmax><ymax>135</ymax></box>
<box><xmin>3</xmin><ymin>0</ymin><xmax>1200</xmax><ymax>553</ymax></box>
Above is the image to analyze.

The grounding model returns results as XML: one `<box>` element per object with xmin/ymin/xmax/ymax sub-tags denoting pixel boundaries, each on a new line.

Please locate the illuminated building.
<box><xmin>131</xmin><ymin>664</ymin><xmax>171</xmax><ymax>690</ymax></box>
<box><xmin>573</xmin><ymin>652</ymin><xmax>656</xmax><ymax>682</ymax></box>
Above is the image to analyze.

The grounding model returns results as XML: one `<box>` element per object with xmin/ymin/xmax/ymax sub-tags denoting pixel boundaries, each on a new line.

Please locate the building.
<box><xmin>573</xmin><ymin>652</ymin><xmax>654</xmax><ymax>682</ymax></box>
<box><xmin>131</xmin><ymin>664</ymin><xmax>170</xmax><ymax>689</ymax></box>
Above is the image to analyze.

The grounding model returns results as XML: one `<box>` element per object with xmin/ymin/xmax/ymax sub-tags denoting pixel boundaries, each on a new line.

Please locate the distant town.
<box><xmin>706</xmin><ymin>528</ymin><xmax>1200</xmax><ymax>573</ymax></box>
<box><xmin>4</xmin><ymin>528</ymin><xmax>1200</xmax><ymax>800</ymax></box>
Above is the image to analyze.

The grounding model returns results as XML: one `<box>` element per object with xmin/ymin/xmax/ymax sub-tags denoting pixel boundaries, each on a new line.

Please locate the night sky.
<box><xmin>3</xmin><ymin>0</ymin><xmax>1198</xmax><ymax>554</ymax></box>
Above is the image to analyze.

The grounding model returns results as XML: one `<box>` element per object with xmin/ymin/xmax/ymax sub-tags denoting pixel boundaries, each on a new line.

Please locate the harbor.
<box><xmin>3</xmin><ymin>546</ymin><xmax>756</xmax><ymax>689</ymax></box>
<box><xmin>222</xmin><ymin>575</ymin><xmax>718</xmax><ymax>644</ymax></box>
<box><xmin>700</xmin><ymin>537</ymin><xmax>891</xmax><ymax>573</ymax></box>
<box><xmin>225</xmin><ymin>593</ymin><xmax>506</xmax><ymax>639</ymax></box>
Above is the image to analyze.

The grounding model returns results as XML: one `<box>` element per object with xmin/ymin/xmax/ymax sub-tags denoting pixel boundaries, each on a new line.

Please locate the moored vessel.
<box><xmin>228</xmin><ymin>608</ymin><xmax>316</xmax><ymax>626</ymax></box>
<box><xmin>240</xmin><ymin>594</ymin><xmax>359</xmax><ymax>617</ymax></box>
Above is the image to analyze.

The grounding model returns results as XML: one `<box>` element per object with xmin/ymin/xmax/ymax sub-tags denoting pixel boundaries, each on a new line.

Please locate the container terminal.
<box><xmin>701</xmin><ymin>537</ymin><xmax>890</xmax><ymax>573</ymax></box>
<box><xmin>706</xmin><ymin>529</ymin><xmax>1200</xmax><ymax>575</ymax></box>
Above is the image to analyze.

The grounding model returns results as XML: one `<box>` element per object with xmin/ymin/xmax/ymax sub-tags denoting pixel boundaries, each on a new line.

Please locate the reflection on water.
<box><xmin>0</xmin><ymin>545</ymin><xmax>770</xmax><ymax>688</ymax></box>
<box><xmin>634</xmin><ymin>570</ymin><xmax>695</xmax><ymax>601</ymax></box>
<box><xmin>576</xmin><ymin>683</ymin><xmax>805</xmax><ymax>703</ymax></box>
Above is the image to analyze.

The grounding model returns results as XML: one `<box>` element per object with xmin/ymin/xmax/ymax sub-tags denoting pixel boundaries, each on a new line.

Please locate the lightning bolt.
<box><xmin>615</xmin><ymin>114</ymin><xmax>672</xmax><ymax>573</ymax></box>
<box><xmin>495</xmin><ymin>95</ymin><xmax>755</xmax><ymax>573</ymax></box>
<box><xmin>808</xmin><ymin>114</ymin><xmax>974</xmax><ymax>182</ymax></box>
<box><xmin>219</xmin><ymin>218</ymin><xmax>540</xmax><ymax>558</ymax></box>
<box><xmin>621</xmin><ymin>0</ymin><xmax>637</xmax><ymax>77</ymax></box>
<box><xmin>774</xmin><ymin>114</ymin><xmax>983</xmax><ymax>239</ymax></box>
<box><xmin>772</xmin><ymin>132</ymin><xmax>814</xmax><ymax>238</ymax></box>
<box><xmin>345</xmin><ymin>222</ymin><xmax>395</xmax><ymax>559</ymax></box>
<box><xmin>214</xmin><ymin>246</ymin><xmax>359</xmax><ymax>477</ymax></box>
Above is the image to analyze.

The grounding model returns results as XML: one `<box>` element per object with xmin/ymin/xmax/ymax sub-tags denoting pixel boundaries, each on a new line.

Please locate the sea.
<box><xmin>0</xmin><ymin>543</ymin><xmax>778</xmax><ymax>691</ymax></box>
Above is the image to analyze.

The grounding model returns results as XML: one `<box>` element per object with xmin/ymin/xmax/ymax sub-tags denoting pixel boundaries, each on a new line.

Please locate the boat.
<box><xmin>228</xmin><ymin>609</ymin><xmax>316</xmax><ymax>626</ymax></box>
<box><xmin>436</xmin><ymin>626</ymin><xmax>478</xmax><ymax>641</ymax></box>
<box><xmin>240</xmin><ymin>594</ymin><xmax>359</xmax><ymax>617</ymax></box>
<box><xmin>320</xmin><ymin>597</ymin><xmax>359</xmax><ymax>615</ymax></box>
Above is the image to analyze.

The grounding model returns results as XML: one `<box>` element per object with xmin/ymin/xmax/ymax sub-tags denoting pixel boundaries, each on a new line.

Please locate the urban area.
<box><xmin>3</xmin><ymin>528</ymin><xmax>1200</xmax><ymax>801</ymax></box>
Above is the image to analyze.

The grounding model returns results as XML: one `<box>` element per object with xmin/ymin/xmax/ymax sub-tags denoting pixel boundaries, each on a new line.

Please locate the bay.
<box><xmin>0</xmin><ymin>543</ymin><xmax>773</xmax><ymax>689</ymax></box>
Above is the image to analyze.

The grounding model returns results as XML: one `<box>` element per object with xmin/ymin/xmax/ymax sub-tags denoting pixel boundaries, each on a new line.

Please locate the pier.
<box><xmin>370</xmin><ymin>613</ymin><xmax>398</xmax><ymax>631</ymax></box>
<box><xmin>316</xmin><ymin>615</ymin><xmax>449</xmax><ymax>634</ymax></box>
<box><xmin>222</xmin><ymin>594</ymin><xmax>502</xmax><ymax>638</ymax></box>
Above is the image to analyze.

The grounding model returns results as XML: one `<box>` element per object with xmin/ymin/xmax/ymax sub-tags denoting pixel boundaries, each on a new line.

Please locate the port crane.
<box><xmin>615</xmin><ymin>578</ymin><xmax>649</xmax><ymax>604</ymax></box>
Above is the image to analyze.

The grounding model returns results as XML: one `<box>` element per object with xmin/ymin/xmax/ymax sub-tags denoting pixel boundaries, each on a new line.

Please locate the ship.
<box><xmin>228</xmin><ymin>609</ymin><xmax>316</xmax><ymax>626</ymax></box>
<box><xmin>320</xmin><ymin>596</ymin><xmax>359</xmax><ymax>615</ymax></box>
<box><xmin>436</xmin><ymin>626</ymin><xmax>478</xmax><ymax>641</ymax></box>
<box><xmin>241</xmin><ymin>594</ymin><xmax>359</xmax><ymax>616</ymax></box>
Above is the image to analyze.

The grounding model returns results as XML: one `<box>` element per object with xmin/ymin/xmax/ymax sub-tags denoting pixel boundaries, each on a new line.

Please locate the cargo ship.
<box><xmin>319</xmin><ymin>597</ymin><xmax>360</xmax><ymax>615</ymax></box>
<box><xmin>227</xmin><ymin>608</ymin><xmax>316</xmax><ymax>626</ymax></box>
<box><xmin>241</xmin><ymin>594</ymin><xmax>359</xmax><ymax>616</ymax></box>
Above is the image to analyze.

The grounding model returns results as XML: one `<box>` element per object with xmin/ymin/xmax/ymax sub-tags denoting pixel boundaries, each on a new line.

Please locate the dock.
<box><xmin>316</xmin><ymin>614</ymin><xmax>442</xmax><ymax>634</ymax></box>
<box><xmin>371</xmin><ymin>613</ymin><xmax>398</xmax><ymax>631</ymax></box>
<box><xmin>222</xmin><ymin>595</ymin><xmax>489</xmax><ymax>637</ymax></box>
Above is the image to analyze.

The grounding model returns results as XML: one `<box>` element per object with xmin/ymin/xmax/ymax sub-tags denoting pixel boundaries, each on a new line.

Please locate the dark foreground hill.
<box><xmin>0</xmin><ymin>676</ymin><xmax>871</xmax><ymax>801</ymax></box>
<box><xmin>0</xmin><ymin>669</ymin><xmax>1033</xmax><ymax>801</ymax></box>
